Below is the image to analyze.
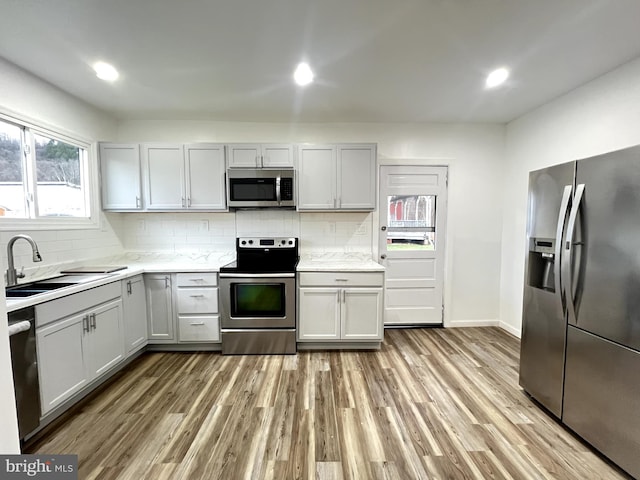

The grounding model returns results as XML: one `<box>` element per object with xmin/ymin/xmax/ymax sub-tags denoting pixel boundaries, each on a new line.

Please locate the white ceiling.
<box><xmin>2</xmin><ymin>0</ymin><xmax>640</xmax><ymax>123</ymax></box>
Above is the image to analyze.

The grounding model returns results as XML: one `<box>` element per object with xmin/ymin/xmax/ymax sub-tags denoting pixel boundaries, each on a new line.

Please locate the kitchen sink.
<box><xmin>6</xmin><ymin>282</ymin><xmax>77</xmax><ymax>298</ymax></box>
<box><xmin>5</xmin><ymin>273</ymin><xmax>114</xmax><ymax>299</ymax></box>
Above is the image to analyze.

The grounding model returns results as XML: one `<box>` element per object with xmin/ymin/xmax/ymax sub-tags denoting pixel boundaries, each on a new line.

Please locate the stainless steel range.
<box><xmin>219</xmin><ymin>237</ymin><xmax>298</xmax><ymax>354</ymax></box>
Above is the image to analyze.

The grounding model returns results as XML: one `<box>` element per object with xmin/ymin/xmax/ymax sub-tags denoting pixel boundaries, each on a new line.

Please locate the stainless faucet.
<box><xmin>6</xmin><ymin>234</ymin><xmax>42</xmax><ymax>287</ymax></box>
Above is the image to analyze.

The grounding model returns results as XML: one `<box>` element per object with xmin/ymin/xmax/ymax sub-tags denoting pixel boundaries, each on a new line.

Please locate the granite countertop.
<box><xmin>5</xmin><ymin>250</ymin><xmax>383</xmax><ymax>313</ymax></box>
<box><xmin>297</xmin><ymin>252</ymin><xmax>384</xmax><ymax>272</ymax></box>
<box><xmin>5</xmin><ymin>250</ymin><xmax>235</xmax><ymax>313</ymax></box>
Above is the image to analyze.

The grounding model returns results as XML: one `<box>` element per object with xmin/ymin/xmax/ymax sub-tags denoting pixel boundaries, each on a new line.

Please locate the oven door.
<box><xmin>220</xmin><ymin>274</ymin><xmax>295</xmax><ymax>329</ymax></box>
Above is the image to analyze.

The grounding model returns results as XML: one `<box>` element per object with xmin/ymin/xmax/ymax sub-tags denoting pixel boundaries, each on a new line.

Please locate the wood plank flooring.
<box><xmin>25</xmin><ymin>328</ymin><xmax>631</xmax><ymax>479</ymax></box>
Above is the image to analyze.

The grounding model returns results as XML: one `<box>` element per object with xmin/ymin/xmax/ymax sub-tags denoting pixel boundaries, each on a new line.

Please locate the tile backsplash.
<box><xmin>2</xmin><ymin>210</ymin><xmax>375</xmax><ymax>280</ymax></box>
<box><xmin>119</xmin><ymin>210</ymin><xmax>373</xmax><ymax>254</ymax></box>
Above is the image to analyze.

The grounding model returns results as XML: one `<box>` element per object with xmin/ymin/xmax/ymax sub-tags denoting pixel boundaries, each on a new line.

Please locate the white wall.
<box><xmin>117</xmin><ymin>121</ymin><xmax>506</xmax><ymax>326</ymax></box>
<box><xmin>0</xmin><ymin>57</ymin><xmax>118</xmax><ymax>451</ymax></box>
<box><xmin>500</xmin><ymin>57</ymin><xmax>640</xmax><ymax>337</ymax></box>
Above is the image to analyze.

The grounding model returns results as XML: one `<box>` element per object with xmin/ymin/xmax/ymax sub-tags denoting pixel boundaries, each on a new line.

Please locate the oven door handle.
<box><xmin>219</xmin><ymin>272</ymin><xmax>296</xmax><ymax>278</ymax></box>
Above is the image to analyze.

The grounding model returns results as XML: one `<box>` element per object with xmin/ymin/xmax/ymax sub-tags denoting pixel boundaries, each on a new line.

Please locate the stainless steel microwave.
<box><xmin>227</xmin><ymin>169</ymin><xmax>295</xmax><ymax>208</ymax></box>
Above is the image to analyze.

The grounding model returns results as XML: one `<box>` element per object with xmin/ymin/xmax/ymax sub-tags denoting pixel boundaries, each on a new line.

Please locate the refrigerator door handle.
<box><xmin>555</xmin><ymin>185</ymin><xmax>573</xmax><ymax>309</ymax></box>
<box><xmin>563</xmin><ymin>183</ymin><xmax>585</xmax><ymax>325</ymax></box>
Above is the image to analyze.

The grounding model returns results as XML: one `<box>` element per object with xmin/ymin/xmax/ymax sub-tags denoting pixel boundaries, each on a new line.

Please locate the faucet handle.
<box><xmin>17</xmin><ymin>266</ymin><xmax>25</xmax><ymax>279</ymax></box>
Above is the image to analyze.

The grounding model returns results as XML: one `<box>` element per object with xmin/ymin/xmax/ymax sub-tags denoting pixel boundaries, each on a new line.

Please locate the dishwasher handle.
<box><xmin>8</xmin><ymin>320</ymin><xmax>31</xmax><ymax>337</ymax></box>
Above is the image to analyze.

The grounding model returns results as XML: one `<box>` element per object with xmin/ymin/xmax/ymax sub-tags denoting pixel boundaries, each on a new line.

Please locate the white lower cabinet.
<box><xmin>122</xmin><ymin>275</ymin><xmax>148</xmax><ymax>355</ymax></box>
<box><xmin>37</xmin><ymin>297</ymin><xmax>124</xmax><ymax>415</ymax></box>
<box><xmin>298</xmin><ymin>272</ymin><xmax>384</xmax><ymax>343</ymax></box>
<box><xmin>175</xmin><ymin>273</ymin><xmax>220</xmax><ymax>343</ymax></box>
<box><xmin>145</xmin><ymin>274</ymin><xmax>175</xmax><ymax>343</ymax></box>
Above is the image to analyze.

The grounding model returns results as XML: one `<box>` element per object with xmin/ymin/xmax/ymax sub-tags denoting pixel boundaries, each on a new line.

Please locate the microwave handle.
<box><xmin>276</xmin><ymin>175</ymin><xmax>281</xmax><ymax>204</ymax></box>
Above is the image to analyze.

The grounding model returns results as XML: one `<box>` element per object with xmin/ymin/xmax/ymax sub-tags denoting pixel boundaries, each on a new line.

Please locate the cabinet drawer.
<box><xmin>176</xmin><ymin>287</ymin><xmax>218</xmax><ymax>313</ymax></box>
<box><xmin>36</xmin><ymin>281</ymin><xmax>121</xmax><ymax>328</ymax></box>
<box><xmin>176</xmin><ymin>272</ymin><xmax>218</xmax><ymax>287</ymax></box>
<box><xmin>178</xmin><ymin>315</ymin><xmax>220</xmax><ymax>342</ymax></box>
<box><xmin>298</xmin><ymin>272</ymin><xmax>383</xmax><ymax>287</ymax></box>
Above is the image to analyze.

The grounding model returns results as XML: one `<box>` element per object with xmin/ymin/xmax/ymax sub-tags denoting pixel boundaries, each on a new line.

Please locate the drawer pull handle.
<box><xmin>189</xmin><ymin>278</ymin><xmax>205</xmax><ymax>282</ymax></box>
<box><xmin>335</xmin><ymin>279</ymin><xmax>349</xmax><ymax>282</ymax></box>
<box><xmin>190</xmin><ymin>294</ymin><xmax>206</xmax><ymax>298</ymax></box>
<box><xmin>189</xmin><ymin>322</ymin><xmax>205</xmax><ymax>326</ymax></box>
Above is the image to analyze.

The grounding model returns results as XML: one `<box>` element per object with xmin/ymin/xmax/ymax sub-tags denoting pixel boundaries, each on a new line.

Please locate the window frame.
<box><xmin>0</xmin><ymin>111</ymin><xmax>100</xmax><ymax>231</ymax></box>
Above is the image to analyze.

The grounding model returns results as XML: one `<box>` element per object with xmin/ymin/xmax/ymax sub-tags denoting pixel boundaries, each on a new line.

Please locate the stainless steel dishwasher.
<box><xmin>8</xmin><ymin>306</ymin><xmax>41</xmax><ymax>439</ymax></box>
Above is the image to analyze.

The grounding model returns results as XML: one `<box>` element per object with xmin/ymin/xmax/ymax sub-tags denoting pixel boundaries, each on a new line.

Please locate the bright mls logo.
<box><xmin>1</xmin><ymin>455</ymin><xmax>77</xmax><ymax>479</ymax></box>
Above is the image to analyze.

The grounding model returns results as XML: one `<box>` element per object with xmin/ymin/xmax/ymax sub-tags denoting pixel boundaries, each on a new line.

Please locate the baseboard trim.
<box><xmin>499</xmin><ymin>321</ymin><xmax>521</xmax><ymax>338</ymax></box>
<box><xmin>447</xmin><ymin>319</ymin><xmax>499</xmax><ymax>328</ymax></box>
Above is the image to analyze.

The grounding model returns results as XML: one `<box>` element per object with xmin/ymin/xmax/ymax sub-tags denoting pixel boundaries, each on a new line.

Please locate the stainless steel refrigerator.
<box><xmin>520</xmin><ymin>145</ymin><xmax>640</xmax><ymax>479</ymax></box>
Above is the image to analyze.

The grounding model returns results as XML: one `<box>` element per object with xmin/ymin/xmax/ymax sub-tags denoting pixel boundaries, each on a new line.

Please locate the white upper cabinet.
<box><xmin>142</xmin><ymin>143</ymin><xmax>226</xmax><ymax>210</ymax></box>
<box><xmin>297</xmin><ymin>145</ymin><xmax>336</xmax><ymax>209</ymax></box>
<box><xmin>185</xmin><ymin>144</ymin><xmax>226</xmax><ymax>209</ymax></box>
<box><xmin>99</xmin><ymin>143</ymin><xmax>142</xmax><ymax>210</ymax></box>
<box><xmin>143</xmin><ymin>144</ymin><xmax>184</xmax><ymax>209</ymax></box>
<box><xmin>298</xmin><ymin>143</ymin><xmax>376</xmax><ymax>211</ymax></box>
<box><xmin>338</xmin><ymin>144</ymin><xmax>376</xmax><ymax>210</ymax></box>
<box><xmin>227</xmin><ymin>143</ymin><xmax>294</xmax><ymax>168</ymax></box>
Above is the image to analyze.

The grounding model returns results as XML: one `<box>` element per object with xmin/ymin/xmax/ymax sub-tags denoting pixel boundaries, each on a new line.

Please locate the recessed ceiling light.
<box><xmin>293</xmin><ymin>62</ymin><xmax>314</xmax><ymax>86</ymax></box>
<box><xmin>485</xmin><ymin>67</ymin><xmax>509</xmax><ymax>89</ymax></box>
<box><xmin>93</xmin><ymin>62</ymin><xmax>119</xmax><ymax>82</ymax></box>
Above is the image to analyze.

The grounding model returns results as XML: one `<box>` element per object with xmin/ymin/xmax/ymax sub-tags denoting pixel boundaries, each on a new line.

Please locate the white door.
<box><xmin>261</xmin><ymin>144</ymin><xmax>294</xmax><ymax>168</ymax></box>
<box><xmin>123</xmin><ymin>276</ymin><xmax>148</xmax><ymax>355</ymax></box>
<box><xmin>379</xmin><ymin>165</ymin><xmax>448</xmax><ymax>325</ymax></box>
<box><xmin>342</xmin><ymin>288</ymin><xmax>383</xmax><ymax>340</ymax></box>
<box><xmin>99</xmin><ymin>143</ymin><xmax>142</xmax><ymax>210</ymax></box>
<box><xmin>185</xmin><ymin>144</ymin><xmax>226</xmax><ymax>209</ymax></box>
<box><xmin>297</xmin><ymin>145</ymin><xmax>336</xmax><ymax>210</ymax></box>
<box><xmin>146</xmin><ymin>274</ymin><xmax>175</xmax><ymax>342</ymax></box>
<box><xmin>338</xmin><ymin>144</ymin><xmax>376</xmax><ymax>210</ymax></box>
<box><xmin>86</xmin><ymin>299</ymin><xmax>124</xmax><ymax>379</ymax></box>
<box><xmin>36</xmin><ymin>314</ymin><xmax>88</xmax><ymax>414</ymax></box>
<box><xmin>143</xmin><ymin>144</ymin><xmax>185</xmax><ymax>209</ymax></box>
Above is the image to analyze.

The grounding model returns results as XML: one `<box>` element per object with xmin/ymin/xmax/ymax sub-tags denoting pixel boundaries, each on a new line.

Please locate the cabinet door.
<box><xmin>123</xmin><ymin>276</ymin><xmax>148</xmax><ymax>355</ymax></box>
<box><xmin>298</xmin><ymin>288</ymin><xmax>341</xmax><ymax>341</ymax></box>
<box><xmin>143</xmin><ymin>144</ymin><xmax>185</xmax><ymax>209</ymax></box>
<box><xmin>99</xmin><ymin>143</ymin><xmax>142</xmax><ymax>210</ymax></box>
<box><xmin>37</xmin><ymin>314</ymin><xmax>88</xmax><ymax>414</ymax></box>
<box><xmin>262</xmin><ymin>144</ymin><xmax>294</xmax><ymax>168</ymax></box>
<box><xmin>86</xmin><ymin>299</ymin><xmax>125</xmax><ymax>379</ymax></box>
<box><xmin>338</xmin><ymin>144</ymin><xmax>376</xmax><ymax>210</ymax></box>
<box><xmin>297</xmin><ymin>146</ymin><xmax>336</xmax><ymax>210</ymax></box>
<box><xmin>227</xmin><ymin>144</ymin><xmax>260</xmax><ymax>168</ymax></box>
<box><xmin>146</xmin><ymin>274</ymin><xmax>175</xmax><ymax>342</ymax></box>
<box><xmin>185</xmin><ymin>144</ymin><xmax>226</xmax><ymax>210</ymax></box>
<box><xmin>342</xmin><ymin>288</ymin><xmax>383</xmax><ymax>340</ymax></box>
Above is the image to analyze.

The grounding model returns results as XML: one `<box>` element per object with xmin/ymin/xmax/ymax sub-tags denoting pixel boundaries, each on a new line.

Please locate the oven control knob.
<box><xmin>241</xmin><ymin>240</ymin><xmax>246</xmax><ymax>245</ymax></box>
<box><xmin>248</xmin><ymin>239</ymin><xmax>253</xmax><ymax>245</ymax></box>
<box><xmin>288</xmin><ymin>240</ymin><xmax>293</xmax><ymax>245</ymax></box>
<box><xmin>281</xmin><ymin>239</ymin><xmax>286</xmax><ymax>245</ymax></box>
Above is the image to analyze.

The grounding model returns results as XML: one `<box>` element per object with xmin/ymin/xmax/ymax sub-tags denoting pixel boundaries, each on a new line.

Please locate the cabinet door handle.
<box><xmin>181</xmin><ymin>197</ymin><xmax>186</xmax><ymax>207</ymax></box>
<box><xmin>90</xmin><ymin>313</ymin><xmax>97</xmax><ymax>330</ymax></box>
<box><xmin>165</xmin><ymin>277</ymin><xmax>170</xmax><ymax>288</ymax></box>
<box><xmin>135</xmin><ymin>196</ymin><xmax>141</xmax><ymax>208</ymax></box>
<box><xmin>187</xmin><ymin>197</ymin><xmax>191</xmax><ymax>207</ymax></box>
<box><xmin>342</xmin><ymin>290</ymin><xmax>346</xmax><ymax>303</ymax></box>
<box><xmin>82</xmin><ymin>315</ymin><xmax>90</xmax><ymax>333</ymax></box>
<box><xmin>127</xmin><ymin>281</ymin><xmax>132</xmax><ymax>295</ymax></box>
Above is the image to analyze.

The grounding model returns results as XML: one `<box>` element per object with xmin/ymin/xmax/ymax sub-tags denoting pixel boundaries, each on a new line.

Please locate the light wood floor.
<box><xmin>26</xmin><ymin>327</ymin><xmax>630</xmax><ymax>479</ymax></box>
